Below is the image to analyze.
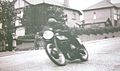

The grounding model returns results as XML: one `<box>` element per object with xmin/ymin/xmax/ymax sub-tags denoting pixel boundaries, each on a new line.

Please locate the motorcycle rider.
<box><xmin>44</xmin><ymin>18</ymin><xmax>79</xmax><ymax>48</ymax></box>
<box><xmin>43</xmin><ymin>18</ymin><xmax>88</xmax><ymax>66</ymax></box>
<box><xmin>42</xmin><ymin>18</ymin><xmax>69</xmax><ymax>32</ymax></box>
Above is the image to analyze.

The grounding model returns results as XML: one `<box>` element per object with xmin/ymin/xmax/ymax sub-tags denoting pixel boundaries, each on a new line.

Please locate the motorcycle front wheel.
<box><xmin>45</xmin><ymin>43</ymin><xmax>66</xmax><ymax>66</ymax></box>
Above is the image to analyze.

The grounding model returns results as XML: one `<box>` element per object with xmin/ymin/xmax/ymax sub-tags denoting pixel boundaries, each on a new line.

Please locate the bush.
<box><xmin>101</xmin><ymin>28</ymin><xmax>109</xmax><ymax>34</ymax></box>
<box><xmin>17</xmin><ymin>34</ymin><xmax>35</xmax><ymax>44</ymax></box>
<box><xmin>17</xmin><ymin>34</ymin><xmax>35</xmax><ymax>39</ymax></box>
<box><xmin>107</xmin><ymin>27</ymin><xmax>115</xmax><ymax>33</ymax></box>
<box><xmin>72</xmin><ymin>27</ymin><xmax>120</xmax><ymax>35</ymax></box>
<box><xmin>86</xmin><ymin>28</ymin><xmax>97</xmax><ymax>35</ymax></box>
<box><xmin>114</xmin><ymin>27</ymin><xmax>119</xmax><ymax>32</ymax></box>
<box><xmin>95</xmin><ymin>28</ymin><xmax>104</xmax><ymax>35</ymax></box>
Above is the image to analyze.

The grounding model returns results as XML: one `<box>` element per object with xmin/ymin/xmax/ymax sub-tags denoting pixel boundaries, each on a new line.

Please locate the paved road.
<box><xmin>0</xmin><ymin>37</ymin><xmax>120</xmax><ymax>71</ymax></box>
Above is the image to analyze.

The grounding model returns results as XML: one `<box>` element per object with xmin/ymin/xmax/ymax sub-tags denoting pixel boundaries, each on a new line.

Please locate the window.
<box><xmin>114</xmin><ymin>14</ymin><xmax>117</xmax><ymax>20</ymax></box>
<box><xmin>15</xmin><ymin>20</ymin><xmax>22</xmax><ymax>26</ymax></box>
<box><xmin>0</xmin><ymin>23</ymin><xmax>2</xmax><ymax>29</ymax></box>
<box><xmin>0</xmin><ymin>7</ymin><xmax>2</xmax><ymax>12</ymax></box>
<box><xmin>118</xmin><ymin>15</ymin><xmax>120</xmax><ymax>20</ymax></box>
<box><xmin>113</xmin><ymin>8</ymin><xmax>117</xmax><ymax>14</ymax></box>
<box><xmin>117</xmin><ymin>12</ymin><xmax>120</xmax><ymax>20</ymax></box>
<box><xmin>113</xmin><ymin>8</ymin><xmax>118</xmax><ymax>20</ymax></box>
<box><xmin>64</xmin><ymin>14</ymin><xmax>68</xmax><ymax>21</ymax></box>
<box><xmin>93</xmin><ymin>12</ymin><xmax>96</xmax><ymax>20</ymax></box>
<box><xmin>72</xmin><ymin>12</ymin><xmax>76</xmax><ymax>20</ymax></box>
<box><xmin>17</xmin><ymin>10</ymin><xmax>24</xmax><ymax>18</ymax></box>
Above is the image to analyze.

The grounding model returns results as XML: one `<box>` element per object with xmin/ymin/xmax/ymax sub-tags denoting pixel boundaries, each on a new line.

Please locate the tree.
<box><xmin>0</xmin><ymin>0</ymin><xmax>16</xmax><ymax>32</ymax></box>
<box><xmin>46</xmin><ymin>6</ymin><xmax>66</xmax><ymax>24</ymax></box>
<box><xmin>23</xmin><ymin>4</ymin><xmax>66</xmax><ymax>34</ymax></box>
<box><xmin>0</xmin><ymin>0</ymin><xmax>16</xmax><ymax>51</ymax></box>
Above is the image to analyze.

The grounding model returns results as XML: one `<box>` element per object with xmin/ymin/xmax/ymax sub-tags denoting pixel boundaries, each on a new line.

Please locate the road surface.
<box><xmin>0</xmin><ymin>37</ymin><xmax>120</xmax><ymax>71</ymax></box>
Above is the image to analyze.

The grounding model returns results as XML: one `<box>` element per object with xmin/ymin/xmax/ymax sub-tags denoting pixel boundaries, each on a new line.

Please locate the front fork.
<box><xmin>53</xmin><ymin>37</ymin><xmax>61</xmax><ymax>54</ymax></box>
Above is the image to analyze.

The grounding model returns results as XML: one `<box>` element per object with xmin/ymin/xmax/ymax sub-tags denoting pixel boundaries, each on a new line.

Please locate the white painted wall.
<box><xmin>16</xmin><ymin>27</ymin><xmax>25</xmax><ymax>37</ymax></box>
<box><xmin>84</xmin><ymin>8</ymin><xmax>111</xmax><ymax>24</ymax></box>
<box><xmin>14</xmin><ymin>0</ymin><xmax>29</xmax><ymax>9</ymax></box>
<box><xmin>64</xmin><ymin>9</ymin><xmax>80</xmax><ymax>28</ymax></box>
<box><xmin>83</xmin><ymin>7</ymin><xmax>120</xmax><ymax>27</ymax></box>
<box><xmin>117</xmin><ymin>8</ymin><xmax>120</xmax><ymax>26</ymax></box>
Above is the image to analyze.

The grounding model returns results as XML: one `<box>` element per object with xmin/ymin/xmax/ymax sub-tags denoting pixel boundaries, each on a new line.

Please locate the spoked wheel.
<box><xmin>45</xmin><ymin>43</ymin><xmax>66</xmax><ymax>66</ymax></box>
<box><xmin>79</xmin><ymin>45</ymin><xmax>88</xmax><ymax>61</ymax></box>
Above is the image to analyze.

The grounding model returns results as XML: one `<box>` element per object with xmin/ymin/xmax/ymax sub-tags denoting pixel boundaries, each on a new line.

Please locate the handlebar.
<box><xmin>54</xmin><ymin>29</ymin><xmax>68</xmax><ymax>33</ymax></box>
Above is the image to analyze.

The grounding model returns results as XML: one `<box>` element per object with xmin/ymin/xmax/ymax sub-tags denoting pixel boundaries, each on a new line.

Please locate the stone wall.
<box><xmin>78</xmin><ymin>31</ymin><xmax>120</xmax><ymax>42</ymax></box>
<box><xmin>16</xmin><ymin>31</ymin><xmax>120</xmax><ymax>51</ymax></box>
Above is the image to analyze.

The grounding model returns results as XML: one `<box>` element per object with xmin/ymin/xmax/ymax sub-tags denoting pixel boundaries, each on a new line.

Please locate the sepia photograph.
<box><xmin>0</xmin><ymin>0</ymin><xmax>120</xmax><ymax>71</ymax></box>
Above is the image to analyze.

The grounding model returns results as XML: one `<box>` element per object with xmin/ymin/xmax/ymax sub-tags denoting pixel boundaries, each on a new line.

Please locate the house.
<box><xmin>14</xmin><ymin>0</ymin><xmax>81</xmax><ymax>37</ymax></box>
<box><xmin>82</xmin><ymin>0</ymin><xmax>120</xmax><ymax>28</ymax></box>
<box><xmin>115</xmin><ymin>2</ymin><xmax>120</xmax><ymax>26</ymax></box>
<box><xmin>13</xmin><ymin>0</ymin><xmax>30</xmax><ymax>37</ymax></box>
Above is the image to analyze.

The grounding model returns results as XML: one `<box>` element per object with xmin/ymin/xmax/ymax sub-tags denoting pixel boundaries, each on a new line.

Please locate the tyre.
<box><xmin>45</xmin><ymin>43</ymin><xmax>66</xmax><ymax>66</ymax></box>
<box><xmin>79</xmin><ymin>45</ymin><xmax>88</xmax><ymax>61</ymax></box>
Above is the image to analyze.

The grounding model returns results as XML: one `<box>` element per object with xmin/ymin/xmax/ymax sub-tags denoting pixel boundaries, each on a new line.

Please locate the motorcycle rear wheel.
<box><xmin>79</xmin><ymin>45</ymin><xmax>88</xmax><ymax>61</ymax></box>
<box><xmin>45</xmin><ymin>43</ymin><xmax>66</xmax><ymax>66</ymax></box>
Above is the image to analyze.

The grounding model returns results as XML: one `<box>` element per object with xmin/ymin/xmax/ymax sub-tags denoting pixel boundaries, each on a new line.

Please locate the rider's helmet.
<box><xmin>48</xmin><ymin>18</ymin><xmax>57</xmax><ymax>23</ymax></box>
<box><xmin>47</xmin><ymin>18</ymin><xmax>68</xmax><ymax>30</ymax></box>
<box><xmin>47</xmin><ymin>18</ymin><xmax>57</xmax><ymax>28</ymax></box>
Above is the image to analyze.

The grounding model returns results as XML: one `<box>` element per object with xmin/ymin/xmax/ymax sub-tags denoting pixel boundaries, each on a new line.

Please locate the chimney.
<box><xmin>64</xmin><ymin>0</ymin><xmax>69</xmax><ymax>7</ymax></box>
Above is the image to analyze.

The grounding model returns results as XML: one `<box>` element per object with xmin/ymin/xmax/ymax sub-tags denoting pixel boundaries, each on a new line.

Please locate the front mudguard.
<box><xmin>76</xmin><ymin>38</ymin><xmax>83</xmax><ymax>45</ymax></box>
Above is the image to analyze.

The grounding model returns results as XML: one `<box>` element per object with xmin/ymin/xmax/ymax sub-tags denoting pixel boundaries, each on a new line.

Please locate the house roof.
<box><xmin>13</xmin><ymin>0</ymin><xmax>82</xmax><ymax>15</ymax></box>
<box><xmin>13</xmin><ymin>0</ymin><xmax>64</xmax><ymax>8</ymax></box>
<box><xmin>83</xmin><ymin>0</ymin><xmax>116</xmax><ymax>11</ymax></box>
<box><xmin>12</xmin><ymin>0</ymin><xmax>30</xmax><ymax>4</ymax></box>
<box><xmin>115</xmin><ymin>3</ymin><xmax>120</xmax><ymax>8</ymax></box>
<box><xmin>25</xmin><ymin>0</ymin><xmax>63</xmax><ymax>6</ymax></box>
<box><xmin>34</xmin><ymin>3</ymin><xmax>82</xmax><ymax>15</ymax></box>
<box><xmin>15</xmin><ymin>0</ymin><xmax>81</xmax><ymax>15</ymax></box>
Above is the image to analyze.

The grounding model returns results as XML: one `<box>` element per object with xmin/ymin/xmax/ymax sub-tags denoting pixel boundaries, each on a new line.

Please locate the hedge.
<box><xmin>16</xmin><ymin>27</ymin><xmax>120</xmax><ymax>45</ymax></box>
<box><xmin>17</xmin><ymin>34</ymin><xmax>35</xmax><ymax>45</ymax></box>
<box><xmin>71</xmin><ymin>27</ymin><xmax>120</xmax><ymax>35</ymax></box>
<box><xmin>17</xmin><ymin>34</ymin><xmax>35</xmax><ymax>39</ymax></box>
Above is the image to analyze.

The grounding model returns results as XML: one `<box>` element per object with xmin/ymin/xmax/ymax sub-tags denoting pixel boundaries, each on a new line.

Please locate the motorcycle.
<box><xmin>43</xmin><ymin>28</ymin><xmax>88</xmax><ymax>66</ymax></box>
